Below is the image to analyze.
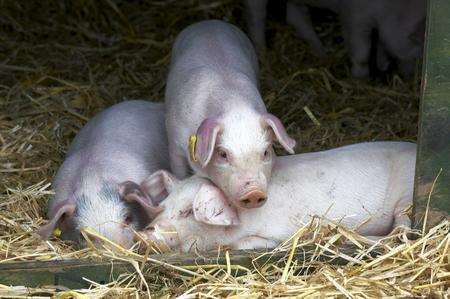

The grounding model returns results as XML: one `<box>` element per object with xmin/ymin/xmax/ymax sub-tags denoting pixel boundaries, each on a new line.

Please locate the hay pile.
<box><xmin>1</xmin><ymin>0</ymin><xmax>445</xmax><ymax>298</ymax></box>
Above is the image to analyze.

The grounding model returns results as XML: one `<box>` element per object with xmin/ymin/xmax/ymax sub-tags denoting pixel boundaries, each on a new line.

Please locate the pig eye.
<box><xmin>263</xmin><ymin>147</ymin><xmax>272</xmax><ymax>160</ymax></box>
<box><xmin>217</xmin><ymin>149</ymin><xmax>229</xmax><ymax>162</ymax></box>
<box><xmin>124</xmin><ymin>214</ymin><xmax>133</xmax><ymax>225</ymax></box>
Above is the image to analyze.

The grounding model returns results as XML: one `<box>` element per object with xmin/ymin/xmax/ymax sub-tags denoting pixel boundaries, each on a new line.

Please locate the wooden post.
<box><xmin>413</xmin><ymin>0</ymin><xmax>450</xmax><ymax>230</ymax></box>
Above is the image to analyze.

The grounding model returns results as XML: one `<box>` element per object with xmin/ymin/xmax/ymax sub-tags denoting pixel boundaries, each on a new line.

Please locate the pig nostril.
<box><xmin>257</xmin><ymin>197</ymin><xmax>266</xmax><ymax>203</ymax></box>
<box><xmin>242</xmin><ymin>199</ymin><xmax>251</xmax><ymax>205</ymax></box>
<box><xmin>145</xmin><ymin>226</ymin><xmax>155</xmax><ymax>232</ymax></box>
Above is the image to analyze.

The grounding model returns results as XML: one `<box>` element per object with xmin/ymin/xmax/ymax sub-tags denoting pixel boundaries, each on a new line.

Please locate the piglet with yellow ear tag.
<box><xmin>165</xmin><ymin>20</ymin><xmax>296</xmax><ymax>210</ymax></box>
<box><xmin>38</xmin><ymin>101</ymin><xmax>170</xmax><ymax>249</ymax></box>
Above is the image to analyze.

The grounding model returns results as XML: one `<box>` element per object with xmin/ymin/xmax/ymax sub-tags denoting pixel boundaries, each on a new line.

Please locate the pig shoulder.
<box><xmin>173</xmin><ymin>20</ymin><xmax>258</xmax><ymax>70</ymax></box>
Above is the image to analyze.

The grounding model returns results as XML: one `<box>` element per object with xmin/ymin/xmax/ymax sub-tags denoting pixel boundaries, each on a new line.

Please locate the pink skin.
<box><xmin>192</xmin><ymin>114</ymin><xmax>295</xmax><ymax>209</ymax></box>
<box><xmin>261</xmin><ymin>113</ymin><xmax>296</xmax><ymax>152</ymax></box>
<box><xmin>37</xmin><ymin>101</ymin><xmax>170</xmax><ymax>248</ymax></box>
<box><xmin>38</xmin><ymin>180</ymin><xmax>163</xmax><ymax>248</ymax></box>
<box><xmin>194</xmin><ymin>117</ymin><xmax>222</xmax><ymax>168</ymax></box>
<box><xmin>165</xmin><ymin>20</ymin><xmax>296</xmax><ymax>211</ymax></box>
<box><xmin>38</xmin><ymin>200</ymin><xmax>77</xmax><ymax>239</ymax></box>
<box><xmin>205</xmin><ymin>145</ymin><xmax>271</xmax><ymax>209</ymax></box>
<box><xmin>139</xmin><ymin>141</ymin><xmax>416</xmax><ymax>253</ymax></box>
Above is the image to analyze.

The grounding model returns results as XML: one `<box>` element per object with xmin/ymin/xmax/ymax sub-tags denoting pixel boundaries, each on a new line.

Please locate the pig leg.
<box><xmin>378</xmin><ymin>24</ymin><xmax>422</xmax><ymax>78</ymax></box>
<box><xmin>376</xmin><ymin>41</ymin><xmax>390</xmax><ymax>72</ymax></box>
<box><xmin>398</xmin><ymin>59</ymin><xmax>417</xmax><ymax>79</ymax></box>
<box><xmin>392</xmin><ymin>195</ymin><xmax>412</xmax><ymax>231</ymax></box>
<box><xmin>244</xmin><ymin>0</ymin><xmax>269</xmax><ymax>52</ymax></box>
<box><xmin>341</xmin><ymin>14</ymin><xmax>373</xmax><ymax>78</ymax></box>
<box><xmin>286</xmin><ymin>1</ymin><xmax>327</xmax><ymax>58</ymax></box>
<box><xmin>380</xmin><ymin>35</ymin><xmax>418</xmax><ymax>78</ymax></box>
<box><xmin>364</xmin><ymin>194</ymin><xmax>412</xmax><ymax>243</ymax></box>
<box><xmin>230</xmin><ymin>235</ymin><xmax>278</xmax><ymax>250</ymax></box>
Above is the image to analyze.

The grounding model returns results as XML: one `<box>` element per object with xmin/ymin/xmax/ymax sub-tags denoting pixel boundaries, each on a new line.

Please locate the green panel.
<box><xmin>413</xmin><ymin>0</ymin><xmax>450</xmax><ymax>230</ymax></box>
<box><xmin>0</xmin><ymin>259</ymin><xmax>133</xmax><ymax>289</ymax></box>
<box><xmin>0</xmin><ymin>247</ymin><xmax>355</xmax><ymax>289</ymax></box>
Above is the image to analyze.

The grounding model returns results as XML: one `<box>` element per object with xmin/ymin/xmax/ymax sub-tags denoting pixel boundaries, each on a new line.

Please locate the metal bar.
<box><xmin>413</xmin><ymin>0</ymin><xmax>450</xmax><ymax>230</ymax></box>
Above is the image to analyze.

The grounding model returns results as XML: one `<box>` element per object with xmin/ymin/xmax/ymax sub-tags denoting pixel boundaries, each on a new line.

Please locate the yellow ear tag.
<box><xmin>189</xmin><ymin>134</ymin><xmax>198</xmax><ymax>162</ymax></box>
<box><xmin>53</xmin><ymin>227</ymin><xmax>62</xmax><ymax>238</ymax></box>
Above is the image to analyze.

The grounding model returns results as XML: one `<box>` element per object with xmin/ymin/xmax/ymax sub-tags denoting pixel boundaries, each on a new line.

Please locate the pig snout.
<box><xmin>237</xmin><ymin>189</ymin><xmax>267</xmax><ymax>209</ymax></box>
<box><xmin>234</xmin><ymin>179</ymin><xmax>268</xmax><ymax>209</ymax></box>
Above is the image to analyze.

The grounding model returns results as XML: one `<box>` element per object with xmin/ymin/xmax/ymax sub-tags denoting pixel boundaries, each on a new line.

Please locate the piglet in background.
<box><xmin>340</xmin><ymin>0</ymin><xmax>426</xmax><ymax>78</ymax></box>
<box><xmin>244</xmin><ymin>0</ymin><xmax>336</xmax><ymax>57</ymax></box>
<box><xmin>244</xmin><ymin>0</ymin><xmax>426</xmax><ymax>78</ymax></box>
<box><xmin>38</xmin><ymin>101</ymin><xmax>169</xmax><ymax>249</ymax></box>
<box><xmin>139</xmin><ymin>142</ymin><xmax>416</xmax><ymax>252</ymax></box>
<box><xmin>165</xmin><ymin>20</ymin><xmax>296</xmax><ymax>209</ymax></box>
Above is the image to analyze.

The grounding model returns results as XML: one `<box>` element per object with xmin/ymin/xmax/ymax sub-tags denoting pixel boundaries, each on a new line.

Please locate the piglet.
<box><xmin>339</xmin><ymin>0</ymin><xmax>426</xmax><ymax>78</ymax></box>
<box><xmin>165</xmin><ymin>20</ymin><xmax>296</xmax><ymax>210</ymax></box>
<box><xmin>139</xmin><ymin>141</ymin><xmax>415</xmax><ymax>252</ymax></box>
<box><xmin>38</xmin><ymin>100</ymin><xmax>169</xmax><ymax>249</ymax></box>
<box><xmin>245</xmin><ymin>0</ymin><xmax>426</xmax><ymax>78</ymax></box>
<box><xmin>244</xmin><ymin>0</ymin><xmax>336</xmax><ymax>57</ymax></box>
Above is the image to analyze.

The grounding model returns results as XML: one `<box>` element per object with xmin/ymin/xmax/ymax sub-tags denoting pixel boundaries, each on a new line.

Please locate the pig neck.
<box><xmin>208</xmin><ymin>70</ymin><xmax>265</xmax><ymax>114</ymax></box>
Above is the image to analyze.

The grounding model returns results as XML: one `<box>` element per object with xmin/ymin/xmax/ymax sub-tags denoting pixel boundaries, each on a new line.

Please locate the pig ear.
<box><xmin>261</xmin><ymin>113</ymin><xmax>296</xmax><ymax>154</ymax></box>
<box><xmin>193</xmin><ymin>118</ymin><xmax>222</xmax><ymax>167</ymax></box>
<box><xmin>140</xmin><ymin>170</ymin><xmax>179</xmax><ymax>205</ymax></box>
<box><xmin>193</xmin><ymin>183</ymin><xmax>239</xmax><ymax>226</ymax></box>
<box><xmin>118</xmin><ymin>181</ymin><xmax>164</xmax><ymax>218</ymax></box>
<box><xmin>37</xmin><ymin>201</ymin><xmax>76</xmax><ymax>239</ymax></box>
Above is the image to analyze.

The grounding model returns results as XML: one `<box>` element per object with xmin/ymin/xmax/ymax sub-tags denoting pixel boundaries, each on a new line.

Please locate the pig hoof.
<box><xmin>377</xmin><ymin>60</ymin><xmax>390</xmax><ymax>72</ymax></box>
<box><xmin>351</xmin><ymin>65</ymin><xmax>370</xmax><ymax>79</ymax></box>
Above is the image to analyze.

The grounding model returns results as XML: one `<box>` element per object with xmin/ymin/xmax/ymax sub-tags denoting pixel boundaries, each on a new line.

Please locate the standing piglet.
<box><xmin>139</xmin><ymin>142</ymin><xmax>415</xmax><ymax>252</ymax></box>
<box><xmin>165</xmin><ymin>20</ymin><xmax>296</xmax><ymax>209</ymax></box>
<box><xmin>339</xmin><ymin>0</ymin><xmax>426</xmax><ymax>78</ymax></box>
<box><xmin>244</xmin><ymin>0</ymin><xmax>426</xmax><ymax>78</ymax></box>
<box><xmin>244</xmin><ymin>0</ymin><xmax>337</xmax><ymax>57</ymax></box>
<box><xmin>38</xmin><ymin>101</ymin><xmax>169</xmax><ymax>248</ymax></box>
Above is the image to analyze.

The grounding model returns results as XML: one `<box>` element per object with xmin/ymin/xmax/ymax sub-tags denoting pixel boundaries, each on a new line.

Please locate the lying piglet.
<box><xmin>139</xmin><ymin>141</ymin><xmax>415</xmax><ymax>252</ymax></box>
<box><xmin>38</xmin><ymin>100</ymin><xmax>169</xmax><ymax>248</ymax></box>
<box><xmin>165</xmin><ymin>20</ymin><xmax>296</xmax><ymax>209</ymax></box>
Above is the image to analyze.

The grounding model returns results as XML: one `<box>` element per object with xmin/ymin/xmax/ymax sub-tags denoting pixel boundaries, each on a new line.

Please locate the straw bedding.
<box><xmin>1</xmin><ymin>0</ymin><xmax>448</xmax><ymax>298</ymax></box>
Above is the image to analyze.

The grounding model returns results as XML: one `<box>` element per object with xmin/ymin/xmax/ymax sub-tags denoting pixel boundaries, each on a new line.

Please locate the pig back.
<box><xmin>256</xmin><ymin>142</ymin><xmax>416</xmax><ymax>236</ymax></box>
<box><xmin>52</xmin><ymin>100</ymin><xmax>169</xmax><ymax>205</ymax></box>
<box><xmin>169</xmin><ymin>20</ymin><xmax>259</xmax><ymax>83</ymax></box>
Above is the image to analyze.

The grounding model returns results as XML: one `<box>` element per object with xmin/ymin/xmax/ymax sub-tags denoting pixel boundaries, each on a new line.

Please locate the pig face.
<box><xmin>135</xmin><ymin>171</ymin><xmax>239</xmax><ymax>252</ymax></box>
<box><xmin>190</xmin><ymin>110</ymin><xmax>295</xmax><ymax>209</ymax></box>
<box><xmin>38</xmin><ymin>182</ymin><xmax>164</xmax><ymax>249</ymax></box>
